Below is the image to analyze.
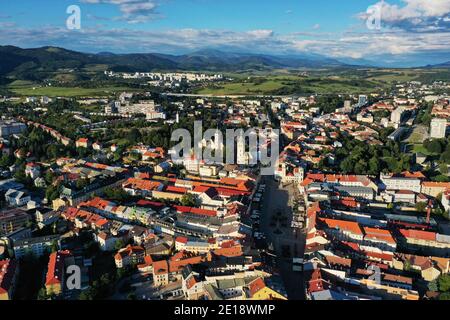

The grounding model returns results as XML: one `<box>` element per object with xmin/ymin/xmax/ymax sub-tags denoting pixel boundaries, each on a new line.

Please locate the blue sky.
<box><xmin>0</xmin><ymin>0</ymin><xmax>449</xmax><ymax>66</ymax></box>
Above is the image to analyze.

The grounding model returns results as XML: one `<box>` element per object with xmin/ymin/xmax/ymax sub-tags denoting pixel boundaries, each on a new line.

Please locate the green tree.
<box><xmin>181</xmin><ymin>193</ymin><xmax>197</xmax><ymax>206</ymax></box>
<box><xmin>415</xmin><ymin>202</ymin><xmax>427</xmax><ymax>213</ymax></box>
<box><xmin>438</xmin><ymin>274</ymin><xmax>450</xmax><ymax>292</ymax></box>
<box><xmin>115</xmin><ymin>239</ymin><xmax>125</xmax><ymax>251</ymax></box>
<box><xmin>340</xmin><ymin>157</ymin><xmax>355</xmax><ymax>173</ymax></box>
<box><xmin>440</xmin><ymin>292</ymin><xmax>450</xmax><ymax>300</ymax></box>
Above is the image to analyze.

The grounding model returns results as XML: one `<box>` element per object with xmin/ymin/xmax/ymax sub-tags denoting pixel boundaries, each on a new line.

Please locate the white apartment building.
<box><xmin>380</xmin><ymin>174</ymin><xmax>421</xmax><ymax>193</ymax></box>
<box><xmin>430</xmin><ymin>118</ymin><xmax>447</xmax><ymax>139</ymax></box>
<box><xmin>391</xmin><ymin>107</ymin><xmax>405</xmax><ymax>125</ymax></box>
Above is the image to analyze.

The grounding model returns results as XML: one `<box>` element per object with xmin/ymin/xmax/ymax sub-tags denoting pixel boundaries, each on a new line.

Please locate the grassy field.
<box><xmin>196</xmin><ymin>75</ymin><xmax>384</xmax><ymax>95</ymax></box>
<box><xmin>412</xmin><ymin>144</ymin><xmax>432</xmax><ymax>155</ymax></box>
<box><xmin>7</xmin><ymin>81</ymin><xmax>142</xmax><ymax>97</ymax></box>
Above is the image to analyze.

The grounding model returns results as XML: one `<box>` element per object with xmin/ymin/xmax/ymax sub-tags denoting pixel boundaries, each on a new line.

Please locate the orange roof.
<box><xmin>0</xmin><ymin>259</ymin><xmax>17</xmax><ymax>295</ymax></box>
<box><xmin>402</xmin><ymin>171</ymin><xmax>426</xmax><ymax>179</ymax></box>
<box><xmin>165</xmin><ymin>186</ymin><xmax>188</xmax><ymax>194</ymax></box>
<box><xmin>363</xmin><ymin>227</ymin><xmax>396</xmax><ymax>244</ymax></box>
<box><xmin>422</xmin><ymin>181</ymin><xmax>450</xmax><ymax>189</ymax></box>
<box><xmin>123</xmin><ymin>178</ymin><xmax>162</xmax><ymax>191</ymax></box>
<box><xmin>213</xmin><ymin>245</ymin><xmax>243</xmax><ymax>257</ymax></box>
<box><xmin>115</xmin><ymin>245</ymin><xmax>144</xmax><ymax>261</ymax></box>
<box><xmin>399</xmin><ymin>229</ymin><xmax>436</xmax><ymax>241</ymax></box>
<box><xmin>321</xmin><ymin>218</ymin><xmax>363</xmax><ymax>236</ymax></box>
<box><xmin>186</xmin><ymin>276</ymin><xmax>198</xmax><ymax>289</ymax></box>
<box><xmin>137</xmin><ymin>256</ymin><xmax>153</xmax><ymax>269</ymax></box>
<box><xmin>153</xmin><ymin>260</ymin><xmax>169</xmax><ymax>275</ymax></box>
<box><xmin>175</xmin><ymin>236</ymin><xmax>188</xmax><ymax>244</ymax></box>
<box><xmin>247</xmin><ymin>277</ymin><xmax>266</xmax><ymax>297</ymax></box>
<box><xmin>45</xmin><ymin>250</ymin><xmax>72</xmax><ymax>286</ymax></box>
<box><xmin>169</xmin><ymin>256</ymin><xmax>204</xmax><ymax>273</ymax></box>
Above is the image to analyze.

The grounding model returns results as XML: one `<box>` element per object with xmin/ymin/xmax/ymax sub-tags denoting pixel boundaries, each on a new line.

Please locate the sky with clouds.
<box><xmin>0</xmin><ymin>0</ymin><xmax>449</xmax><ymax>67</ymax></box>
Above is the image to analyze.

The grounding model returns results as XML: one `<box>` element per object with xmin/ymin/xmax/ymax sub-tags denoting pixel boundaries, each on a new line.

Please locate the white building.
<box><xmin>430</xmin><ymin>118</ymin><xmax>447</xmax><ymax>139</ymax></box>
<box><xmin>391</xmin><ymin>107</ymin><xmax>405</xmax><ymax>126</ymax></box>
<box><xmin>5</xmin><ymin>189</ymin><xmax>31</xmax><ymax>207</ymax></box>
<box><xmin>380</xmin><ymin>174</ymin><xmax>421</xmax><ymax>193</ymax></box>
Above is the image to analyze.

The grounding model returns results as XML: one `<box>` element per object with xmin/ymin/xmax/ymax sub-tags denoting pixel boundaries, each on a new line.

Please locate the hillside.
<box><xmin>0</xmin><ymin>46</ymin><xmax>353</xmax><ymax>81</ymax></box>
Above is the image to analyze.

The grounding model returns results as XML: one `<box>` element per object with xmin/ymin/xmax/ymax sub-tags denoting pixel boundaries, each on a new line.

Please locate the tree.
<box><xmin>44</xmin><ymin>170</ymin><xmax>55</xmax><ymax>185</ymax></box>
<box><xmin>37</xmin><ymin>288</ymin><xmax>49</xmax><ymax>300</ymax></box>
<box><xmin>340</xmin><ymin>157</ymin><xmax>355</xmax><ymax>173</ymax></box>
<box><xmin>424</xmin><ymin>139</ymin><xmax>443</xmax><ymax>154</ymax></box>
<box><xmin>181</xmin><ymin>193</ymin><xmax>197</xmax><ymax>206</ymax></box>
<box><xmin>438</xmin><ymin>274</ymin><xmax>450</xmax><ymax>292</ymax></box>
<box><xmin>76</xmin><ymin>178</ymin><xmax>89</xmax><ymax>190</ymax></box>
<box><xmin>440</xmin><ymin>292</ymin><xmax>450</xmax><ymax>300</ymax></box>
<box><xmin>127</xmin><ymin>128</ymin><xmax>142</xmax><ymax>144</ymax></box>
<box><xmin>115</xmin><ymin>239</ymin><xmax>125</xmax><ymax>251</ymax></box>
<box><xmin>46</xmin><ymin>185</ymin><xmax>60</xmax><ymax>202</ymax></box>
<box><xmin>415</xmin><ymin>202</ymin><xmax>427</xmax><ymax>213</ymax></box>
<box><xmin>0</xmin><ymin>154</ymin><xmax>13</xmax><ymax>167</ymax></box>
<box><xmin>368</xmin><ymin>157</ymin><xmax>380</xmax><ymax>175</ymax></box>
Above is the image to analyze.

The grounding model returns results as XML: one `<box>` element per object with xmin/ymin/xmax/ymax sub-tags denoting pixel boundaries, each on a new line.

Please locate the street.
<box><xmin>259</xmin><ymin>176</ymin><xmax>306</xmax><ymax>300</ymax></box>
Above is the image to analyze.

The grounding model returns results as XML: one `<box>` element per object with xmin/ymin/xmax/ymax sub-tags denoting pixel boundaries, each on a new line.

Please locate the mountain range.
<box><xmin>0</xmin><ymin>46</ymin><xmax>448</xmax><ymax>82</ymax></box>
<box><xmin>0</xmin><ymin>46</ymin><xmax>354</xmax><ymax>81</ymax></box>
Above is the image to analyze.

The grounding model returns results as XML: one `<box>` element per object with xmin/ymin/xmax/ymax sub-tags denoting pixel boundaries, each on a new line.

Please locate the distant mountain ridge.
<box><xmin>426</xmin><ymin>61</ymin><xmax>450</xmax><ymax>68</ymax></box>
<box><xmin>0</xmin><ymin>45</ymin><xmax>358</xmax><ymax>81</ymax></box>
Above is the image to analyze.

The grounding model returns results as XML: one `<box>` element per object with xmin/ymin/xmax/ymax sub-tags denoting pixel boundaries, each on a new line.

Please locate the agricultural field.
<box><xmin>195</xmin><ymin>74</ymin><xmax>386</xmax><ymax>95</ymax></box>
<box><xmin>6</xmin><ymin>80</ymin><xmax>142</xmax><ymax>97</ymax></box>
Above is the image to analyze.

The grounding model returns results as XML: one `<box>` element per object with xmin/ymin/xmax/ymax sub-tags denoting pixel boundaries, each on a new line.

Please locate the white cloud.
<box><xmin>359</xmin><ymin>0</ymin><xmax>450</xmax><ymax>32</ymax></box>
<box><xmin>80</xmin><ymin>0</ymin><xmax>159</xmax><ymax>23</ymax></box>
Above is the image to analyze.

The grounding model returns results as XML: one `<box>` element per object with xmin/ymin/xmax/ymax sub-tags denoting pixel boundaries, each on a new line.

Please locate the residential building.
<box><xmin>45</xmin><ymin>250</ymin><xmax>74</xmax><ymax>296</ymax></box>
<box><xmin>0</xmin><ymin>259</ymin><xmax>18</xmax><ymax>300</ymax></box>
<box><xmin>13</xmin><ymin>235</ymin><xmax>60</xmax><ymax>259</ymax></box>
<box><xmin>0</xmin><ymin>209</ymin><xmax>31</xmax><ymax>236</ymax></box>
<box><xmin>4</xmin><ymin>189</ymin><xmax>31</xmax><ymax>207</ymax></box>
<box><xmin>430</xmin><ymin>118</ymin><xmax>447</xmax><ymax>139</ymax></box>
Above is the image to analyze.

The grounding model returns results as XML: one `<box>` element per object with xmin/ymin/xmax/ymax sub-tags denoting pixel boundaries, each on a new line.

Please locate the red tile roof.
<box><xmin>363</xmin><ymin>227</ymin><xmax>396</xmax><ymax>244</ymax></box>
<box><xmin>320</xmin><ymin>218</ymin><xmax>364</xmax><ymax>236</ymax></box>
<box><xmin>45</xmin><ymin>250</ymin><xmax>72</xmax><ymax>286</ymax></box>
<box><xmin>399</xmin><ymin>229</ymin><xmax>436</xmax><ymax>241</ymax></box>
<box><xmin>247</xmin><ymin>277</ymin><xmax>266</xmax><ymax>297</ymax></box>
<box><xmin>0</xmin><ymin>259</ymin><xmax>17</xmax><ymax>295</ymax></box>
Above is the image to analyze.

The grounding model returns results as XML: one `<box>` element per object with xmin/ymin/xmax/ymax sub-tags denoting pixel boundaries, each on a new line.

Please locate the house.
<box><xmin>421</xmin><ymin>182</ymin><xmax>450</xmax><ymax>198</ymax></box>
<box><xmin>181</xmin><ymin>266</ymin><xmax>204</xmax><ymax>300</ymax></box>
<box><xmin>114</xmin><ymin>245</ymin><xmax>145</xmax><ymax>268</ymax></box>
<box><xmin>0</xmin><ymin>259</ymin><xmax>19</xmax><ymax>300</ymax></box>
<box><xmin>5</xmin><ymin>189</ymin><xmax>31</xmax><ymax>207</ymax></box>
<box><xmin>95</xmin><ymin>232</ymin><xmax>119</xmax><ymax>252</ymax></box>
<box><xmin>153</xmin><ymin>260</ymin><xmax>170</xmax><ymax>286</ymax></box>
<box><xmin>319</xmin><ymin>218</ymin><xmax>364</xmax><ymax>242</ymax></box>
<box><xmin>13</xmin><ymin>235</ymin><xmax>60</xmax><ymax>258</ymax></box>
<box><xmin>34</xmin><ymin>177</ymin><xmax>46</xmax><ymax>188</ymax></box>
<box><xmin>75</xmin><ymin>138</ymin><xmax>89</xmax><ymax>148</ymax></box>
<box><xmin>380</xmin><ymin>173</ymin><xmax>422</xmax><ymax>193</ymax></box>
<box><xmin>92</xmin><ymin>141</ymin><xmax>103</xmax><ymax>151</ymax></box>
<box><xmin>245</xmin><ymin>277</ymin><xmax>287</xmax><ymax>300</ymax></box>
<box><xmin>45</xmin><ymin>250</ymin><xmax>74</xmax><ymax>296</ymax></box>
<box><xmin>25</xmin><ymin>163</ymin><xmax>40</xmax><ymax>179</ymax></box>
<box><xmin>0</xmin><ymin>209</ymin><xmax>31</xmax><ymax>236</ymax></box>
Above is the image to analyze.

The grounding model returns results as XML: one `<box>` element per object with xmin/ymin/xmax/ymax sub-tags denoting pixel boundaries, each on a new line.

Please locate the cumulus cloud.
<box><xmin>359</xmin><ymin>0</ymin><xmax>450</xmax><ymax>32</ymax></box>
<box><xmin>0</xmin><ymin>22</ymin><xmax>448</xmax><ymax>64</ymax></box>
<box><xmin>80</xmin><ymin>0</ymin><xmax>159</xmax><ymax>23</ymax></box>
